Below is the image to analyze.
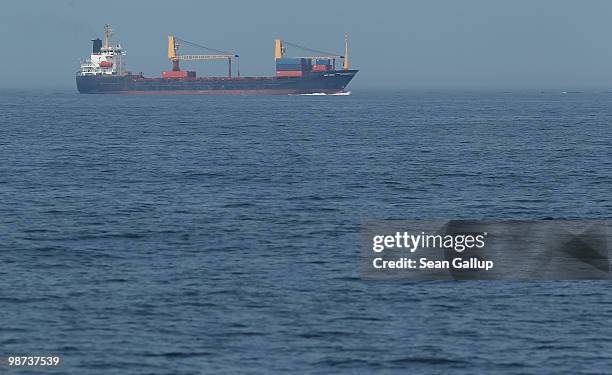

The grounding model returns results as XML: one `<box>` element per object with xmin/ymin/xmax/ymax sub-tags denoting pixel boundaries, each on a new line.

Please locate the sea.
<box><xmin>1</xmin><ymin>89</ymin><xmax>611</xmax><ymax>374</ymax></box>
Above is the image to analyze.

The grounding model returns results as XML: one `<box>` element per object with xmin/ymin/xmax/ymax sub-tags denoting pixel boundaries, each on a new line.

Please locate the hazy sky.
<box><xmin>2</xmin><ymin>0</ymin><xmax>612</xmax><ymax>89</ymax></box>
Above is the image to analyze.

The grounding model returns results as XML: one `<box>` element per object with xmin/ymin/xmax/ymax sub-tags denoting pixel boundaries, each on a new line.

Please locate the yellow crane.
<box><xmin>167</xmin><ymin>35</ymin><xmax>239</xmax><ymax>77</ymax></box>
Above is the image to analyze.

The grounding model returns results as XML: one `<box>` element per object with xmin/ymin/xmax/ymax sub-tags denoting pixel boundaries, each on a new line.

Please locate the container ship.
<box><xmin>76</xmin><ymin>25</ymin><xmax>357</xmax><ymax>95</ymax></box>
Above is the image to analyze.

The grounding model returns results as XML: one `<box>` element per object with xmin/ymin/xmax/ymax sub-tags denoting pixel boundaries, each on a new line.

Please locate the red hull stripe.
<box><xmin>96</xmin><ymin>89</ymin><xmax>342</xmax><ymax>95</ymax></box>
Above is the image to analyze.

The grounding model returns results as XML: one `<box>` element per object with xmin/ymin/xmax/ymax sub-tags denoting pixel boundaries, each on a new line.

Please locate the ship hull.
<box><xmin>76</xmin><ymin>70</ymin><xmax>358</xmax><ymax>95</ymax></box>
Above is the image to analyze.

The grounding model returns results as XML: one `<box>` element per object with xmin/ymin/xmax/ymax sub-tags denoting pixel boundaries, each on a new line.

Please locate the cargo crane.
<box><xmin>274</xmin><ymin>33</ymin><xmax>349</xmax><ymax>71</ymax></box>
<box><xmin>166</xmin><ymin>35</ymin><xmax>239</xmax><ymax>78</ymax></box>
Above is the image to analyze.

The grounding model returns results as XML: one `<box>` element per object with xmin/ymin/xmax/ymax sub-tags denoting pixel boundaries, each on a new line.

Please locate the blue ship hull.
<box><xmin>76</xmin><ymin>70</ymin><xmax>358</xmax><ymax>95</ymax></box>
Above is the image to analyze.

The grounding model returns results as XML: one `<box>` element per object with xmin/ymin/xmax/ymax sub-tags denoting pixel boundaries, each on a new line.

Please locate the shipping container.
<box><xmin>276</xmin><ymin>64</ymin><xmax>303</xmax><ymax>71</ymax></box>
<box><xmin>162</xmin><ymin>70</ymin><xmax>196</xmax><ymax>79</ymax></box>
<box><xmin>275</xmin><ymin>62</ymin><xmax>301</xmax><ymax>65</ymax></box>
<box><xmin>276</xmin><ymin>58</ymin><xmax>311</xmax><ymax>65</ymax></box>
<box><xmin>275</xmin><ymin>57</ymin><xmax>303</xmax><ymax>64</ymax></box>
<box><xmin>314</xmin><ymin>59</ymin><xmax>331</xmax><ymax>65</ymax></box>
<box><xmin>312</xmin><ymin>64</ymin><xmax>330</xmax><ymax>72</ymax></box>
<box><xmin>276</xmin><ymin>71</ymin><xmax>303</xmax><ymax>77</ymax></box>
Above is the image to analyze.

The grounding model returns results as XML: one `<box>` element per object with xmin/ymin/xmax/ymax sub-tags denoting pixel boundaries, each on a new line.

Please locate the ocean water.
<box><xmin>1</xmin><ymin>89</ymin><xmax>611</xmax><ymax>374</ymax></box>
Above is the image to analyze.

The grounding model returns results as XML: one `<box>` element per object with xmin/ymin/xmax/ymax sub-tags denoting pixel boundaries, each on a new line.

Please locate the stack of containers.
<box><xmin>311</xmin><ymin>59</ymin><xmax>332</xmax><ymax>72</ymax></box>
<box><xmin>276</xmin><ymin>58</ymin><xmax>311</xmax><ymax>77</ymax></box>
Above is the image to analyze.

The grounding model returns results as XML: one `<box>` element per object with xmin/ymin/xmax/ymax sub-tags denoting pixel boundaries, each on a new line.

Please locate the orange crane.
<box><xmin>167</xmin><ymin>35</ymin><xmax>239</xmax><ymax>77</ymax></box>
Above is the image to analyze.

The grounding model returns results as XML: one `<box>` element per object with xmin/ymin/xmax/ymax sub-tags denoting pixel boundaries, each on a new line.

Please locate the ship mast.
<box><xmin>103</xmin><ymin>24</ymin><xmax>113</xmax><ymax>49</ymax></box>
<box><xmin>343</xmin><ymin>33</ymin><xmax>349</xmax><ymax>70</ymax></box>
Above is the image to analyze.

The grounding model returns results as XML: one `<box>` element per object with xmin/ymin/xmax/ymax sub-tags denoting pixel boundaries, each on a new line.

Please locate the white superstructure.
<box><xmin>78</xmin><ymin>24</ymin><xmax>127</xmax><ymax>76</ymax></box>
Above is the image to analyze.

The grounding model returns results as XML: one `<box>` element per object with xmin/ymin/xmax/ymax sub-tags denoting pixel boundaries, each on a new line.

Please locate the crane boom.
<box><xmin>176</xmin><ymin>54</ymin><xmax>236</xmax><ymax>60</ymax></box>
<box><xmin>167</xmin><ymin>35</ymin><xmax>238</xmax><ymax>77</ymax></box>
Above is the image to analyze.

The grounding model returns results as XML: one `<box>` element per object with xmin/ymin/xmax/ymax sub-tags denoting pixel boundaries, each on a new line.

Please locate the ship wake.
<box><xmin>296</xmin><ymin>91</ymin><xmax>352</xmax><ymax>96</ymax></box>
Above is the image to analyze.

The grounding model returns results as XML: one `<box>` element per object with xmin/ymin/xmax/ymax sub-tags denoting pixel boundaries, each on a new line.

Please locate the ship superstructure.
<box><xmin>78</xmin><ymin>25</ymin><xmax>127</xmax><ymax>77</ymax></box>
<box><xmin>76</xmin><ymin>25</ymin><xmax>357</xmax><ymax>95</ymax></box>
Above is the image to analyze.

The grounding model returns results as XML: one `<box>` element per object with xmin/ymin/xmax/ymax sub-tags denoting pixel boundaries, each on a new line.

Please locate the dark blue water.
<box><xmin>1</xmin><ymin>89</ymin><xmax>611</xmax><ymax>374</ymax></box>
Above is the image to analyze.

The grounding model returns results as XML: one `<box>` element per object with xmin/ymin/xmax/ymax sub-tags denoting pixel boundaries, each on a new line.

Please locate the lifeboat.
<box><xmin>99</xmin><ymin>61</ymin><xmax>113</xmax><ymax>68</ymax></box>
